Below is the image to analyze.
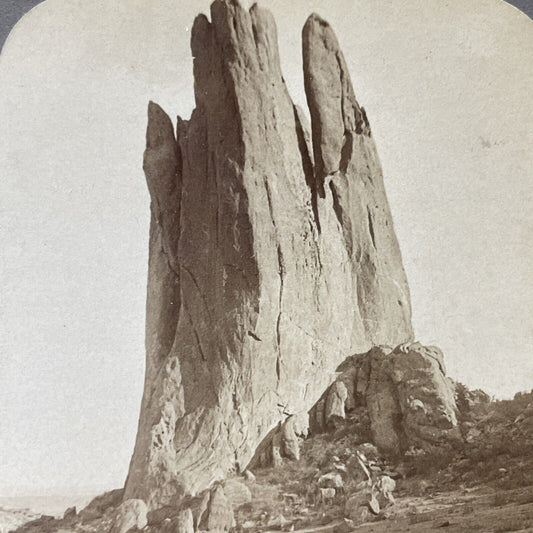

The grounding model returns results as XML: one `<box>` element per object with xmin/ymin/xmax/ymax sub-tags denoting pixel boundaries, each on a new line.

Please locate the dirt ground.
<box><xmin>348</xmin><ymin>485</ymin><xmax>533</xmax><ymax>532</ymax></box>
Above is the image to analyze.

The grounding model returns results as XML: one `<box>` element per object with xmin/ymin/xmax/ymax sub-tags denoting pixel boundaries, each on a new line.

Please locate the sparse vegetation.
<box><xmin>6</xmin><ymin>385</ymin><xmax>533</xmax><ymax>533</ymax></box>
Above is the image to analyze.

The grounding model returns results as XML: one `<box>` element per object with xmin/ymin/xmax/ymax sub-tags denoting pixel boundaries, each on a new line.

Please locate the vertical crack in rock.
<box><xmin>339</xmin><ymin>130</ymin><xmax>354</xmax><ymax>175</ymax></box>
<box><xmin>293</xmin><ymin>105</ymin><xmax>320</xmax><ymax>233</ymax></box>
<box><xmin>367</xmin><ymin>207</ymin><xmax>376</xmax><ymax>248</ymax></box>
<box><xmin>184</xmin><ymin>302</ymin><xmax>208</xmax><ymax>362</ymax></box>
<box><xmin>126</xmin><ymin>1</ymin><xmax>413</xmax><ymax>509</ymax></box>
<box><xmin>275</xmin><ymin>243</ymin><xmax>285</xmax><ymax>384</ymax></box>
<box><xmin>263</xmin><ymin>177</ymin><xmax>285</xmax><ymax>385</ymax></box>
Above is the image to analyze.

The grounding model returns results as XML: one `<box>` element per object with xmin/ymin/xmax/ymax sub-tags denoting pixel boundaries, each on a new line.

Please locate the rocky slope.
<box><xmin>10</xmin><ymin>383</ymin><xmax>533</xmax><ymax>533</ymax></box>
<box><xmin>125</xmin><ymin>0</ymin><xmax>414</xmax><ymax>509</ymax></box>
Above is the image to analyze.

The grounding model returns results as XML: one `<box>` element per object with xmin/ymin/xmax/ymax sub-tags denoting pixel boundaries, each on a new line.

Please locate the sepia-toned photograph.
<box><xmin>1</xmin><ymin>1</ymin><xmax>532</xmax><ymax>531</ymax></box>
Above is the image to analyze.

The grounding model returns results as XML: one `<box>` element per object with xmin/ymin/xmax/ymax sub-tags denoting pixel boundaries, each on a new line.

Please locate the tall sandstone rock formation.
<box><xmin>125</xmin><ymin>0</ymin><xmax>413</xmax><ymax>509</ymax></box>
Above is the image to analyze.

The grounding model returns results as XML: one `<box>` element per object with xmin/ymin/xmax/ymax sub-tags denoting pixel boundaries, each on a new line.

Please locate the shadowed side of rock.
<box><xmin>125</xmin><ymin>0</ymin><xmax>413</xmax><ymax>509</ymax></box>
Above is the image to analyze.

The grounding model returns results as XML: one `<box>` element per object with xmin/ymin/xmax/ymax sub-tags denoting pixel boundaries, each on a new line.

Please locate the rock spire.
<box><xmin>125</xmin><ymin>0</ymin><xmax>412</xmax><ymax>509</ymax></box>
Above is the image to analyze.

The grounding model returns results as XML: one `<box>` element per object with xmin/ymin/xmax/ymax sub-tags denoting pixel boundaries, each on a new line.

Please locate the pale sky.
<box><xmin>0</xmin><ymin>0</ymin><xmax>531</xmax><ymax>495</ymax></box>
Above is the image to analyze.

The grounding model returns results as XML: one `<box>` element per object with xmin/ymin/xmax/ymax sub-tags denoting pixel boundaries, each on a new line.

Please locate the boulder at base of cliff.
<box><xmin>109</xmin><ymin>499</ymin><xmax>148</xmax><ymax>533</ymax></box>
<box><xmin>159</xmin><ymin>508</ymin><xmax>194</xmax><ymax>533</ymax></box>
<box><xmin>198</xmin><ymin>485</ymin><xmax>235</xmax><ymax>532</ymax></box>
<box><xmin>79</xmin><ymin>488</ymin><xmax>124</xmax><ymax>523</ymax></box>
<box><xmin>363</xmin><ymin>343</ymin><xmax>460</xmax><ymax>454</ymax></box>
<box><xmin>311</xmin><ymin>342</ymin><xmax>460</xmax><ymax>456</ymax></box>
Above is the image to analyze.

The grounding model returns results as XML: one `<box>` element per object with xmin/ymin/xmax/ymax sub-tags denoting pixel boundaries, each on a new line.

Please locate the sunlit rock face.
<box><xmin>326</xmin><ymin>343</ymin><xmax>460</xmax><ymax>456</ymax></box>
<box><xmin>125</xmin><ymin>0</ymin><xmax>412</xmax><ymax>509</ymax></box>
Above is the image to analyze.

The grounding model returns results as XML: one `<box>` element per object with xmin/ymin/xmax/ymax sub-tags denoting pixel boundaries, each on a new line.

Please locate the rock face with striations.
<box><xmin>125</xmin><ymin>0</ymin><xmax>413</xmax><ymax>509</ymax></box>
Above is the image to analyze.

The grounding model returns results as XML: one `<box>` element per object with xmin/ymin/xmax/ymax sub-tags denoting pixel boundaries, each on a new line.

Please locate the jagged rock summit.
<box><xmin>125</xmin><ymin>0</ymin><xmax>413</xmax><ymax>509</ymax></box>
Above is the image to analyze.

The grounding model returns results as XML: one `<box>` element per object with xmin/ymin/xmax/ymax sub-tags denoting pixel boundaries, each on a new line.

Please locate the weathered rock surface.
<box><xmin>125</xmin><ymin>0</ymin><xmax>413</xmax><ymax>508</ymax></box>
<box><xmin>79</xmin><ymin>489</ymin><xmax>124</xmax><ymax>523</ymax></box>
<box><xmin>198</xmin><ymin>485</ymin><xmax>235</xmax><ymax>532</ymax></box>
<box><xmin>159</xmin><ymin>508</ymin><xmax>194</xmax><ymax>533</ymax></box>
<box><xmin>248</xmin><ymin>410</ymin><xmax>311</xmax><ymax>468</ymax></box>
<box><xmin>364</xmin><ymin>343</ymin><xmax>460</xmax><ymax>454</ymax></box>
<box><xmin>63</xmin><ymin>507</ymin><xmax>76</xmax><ymax>520</ymax></box>
<box><xmin>325</xmin><ymin>381</ymin><xmax>349</xmax><ymax>427</ymax></box>
<box><xmin>311</xmin><ymin>343</ymin><xmax>460</xmax><ymax>456</ymax></box>
<box><xmin>221</xmin><ymin>478</ymin><xmax>252</xmax><ymax>509</ymax></box>
<box><xmin>109</xmin><ymin>499</ymin><xmax>148</xmax><ymax>533</ymax></box>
